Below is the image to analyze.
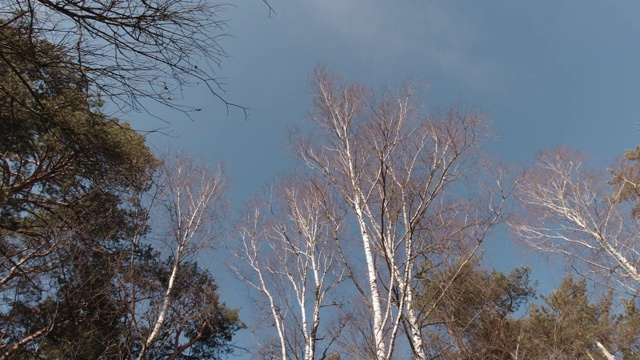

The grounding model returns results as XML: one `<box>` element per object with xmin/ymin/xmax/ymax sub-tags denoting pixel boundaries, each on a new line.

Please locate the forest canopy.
<box><xmin>2</xmin><ymin>2</ymin><xmax>640</xmax><ymax>359</ymax></box>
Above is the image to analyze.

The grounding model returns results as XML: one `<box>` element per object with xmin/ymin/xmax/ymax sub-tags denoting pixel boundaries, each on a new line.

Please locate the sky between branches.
<box><xmin>127</xmin><ymin>1</ymin><xmax>640</xmax><ymax>356</ymax></box>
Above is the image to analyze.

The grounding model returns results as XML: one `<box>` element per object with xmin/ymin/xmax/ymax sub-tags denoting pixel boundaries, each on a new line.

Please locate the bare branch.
<box><xmin>0</xmin><ymin>0</ymin><xmax>252</xmax><ymax>117</ymax></box>
<box><xmin>511</xmin><ymin>148</ymin><xmax>640</xmax><ymax>295</ymax></box>
<box><xmin>293</xmin><ymin>67</ymin><xmax>506</xmax><ymax>359</ymax></box>
<box><xmin>232</xmin><ymin>175</ymin><xmax>345</xmax><ymax>359</ymax></box>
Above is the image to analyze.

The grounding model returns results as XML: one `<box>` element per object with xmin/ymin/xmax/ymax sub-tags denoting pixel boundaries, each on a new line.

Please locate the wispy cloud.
<box><xmin>304</xmin><ymin>0</ymin><xmax>499</xmax><ymax>90</ymax></box>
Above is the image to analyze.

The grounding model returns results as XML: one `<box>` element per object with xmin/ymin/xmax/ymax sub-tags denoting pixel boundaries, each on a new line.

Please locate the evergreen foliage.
<box><xmin>418</xmin><ymin>261</ymin><xmax>640</xmax><ymax>359</ymax></box>
<box><xmin>0</xmin><ymin>21</ymin><xmax>241</xmax><ymax>359</ymax></box>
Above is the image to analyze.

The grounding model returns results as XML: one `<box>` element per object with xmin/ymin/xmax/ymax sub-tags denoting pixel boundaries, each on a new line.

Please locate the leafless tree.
<box><xmin>293</xmin><ymin>67</ymin><xmax>510</xmax><ymax>359</ymax></box>
<box><xmin>0</xmin><ymin>0</ymin><xmax>267</xmax><ymax>116</ymax></box>
<box><xmin>232</xmin><ymin>175</ymin><xmax>346</xmax><ymax>360</ymax></box>
<box><xmin>136</xmin><ymin>151</ymin><xmax>228</xmax><ymax>359</ymax></box>
<box><xmin>510</xmin><ymin>148</ymin><xmax>640</xmax><ymax>296</ymax></box>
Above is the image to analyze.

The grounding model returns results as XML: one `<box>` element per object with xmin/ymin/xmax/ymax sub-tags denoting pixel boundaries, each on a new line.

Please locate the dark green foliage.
<box><xmin>521</xmin><ymin>276</ymin><xmax>615</xmax><ymax>359</ymax></box>
<box><xmin>614</xmin><ymin>298</ymin><xmax>640</xmax><ymax>358</ymax></box>
<box><xmin>0</xmin><ymin>21</ymin><xmax>242</xmax><ymax>359</ymax></box>
<box><xmin>418</xmin><ymin>260</ymin><xmax>640</xmax><ymax>360</ymax></box>
<box><xmin>1</xmin><ymin>19</ymin><xmax>157</xmax><ymax>358</ymax></box>
<box><xmin>609</xmin><ymin>146</ymin><xmax>640</xmax><ymax>218</ymax></box>
<box><xmin>147</xmin><ymin>260</ymin><xmax>244</xmax><ymax>360</ymax></box>
<box><xmin>417</xmin><ymin>257</ymin><xmax>536</xmax><ymax>359</ymax></box>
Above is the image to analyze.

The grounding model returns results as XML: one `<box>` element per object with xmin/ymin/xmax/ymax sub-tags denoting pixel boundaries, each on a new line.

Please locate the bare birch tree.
<box><xmin>293</xmin><ymin>67</ymin><xmax>510</xmax><ymax>359</ymax></box>
<box><xmin>137</xmin><ymin>151</ymin><xmax>228</xmax><ymax>359</ymax></box>
<box><xmin>233</xmin><ymin>176</ymin><xmax>345</xmax><ymax>360</ymax></box>
<box><xmin>510</xmin><ymin>148</ymin><xmax>640</xmax><ymax>295</ymax></box>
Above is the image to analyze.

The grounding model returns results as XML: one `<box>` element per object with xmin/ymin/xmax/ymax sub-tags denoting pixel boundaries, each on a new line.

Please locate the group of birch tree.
<box><xmin>233</xmin><ymin>68</ymin><xmax>512</xmax><ymax>359</ymax></box>
<box><xmin>234</xmin><ymin>68</ymin><xmax>640</xmax><ymax>359</ymax></box>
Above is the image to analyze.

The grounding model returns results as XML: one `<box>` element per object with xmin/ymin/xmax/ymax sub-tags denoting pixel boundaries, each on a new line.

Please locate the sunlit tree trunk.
<box><xmin>596</xmin><ymin>341</ymin><xmax>615</xmax><ymax>360</ymax></box>
<box><xmin>295</xmin><ymin>67</ymin><xmax>507</xmax><ymax>358</ymax></box>
<box><xmin>235</xmin><ymin>227</ymin><xmax>289</xmax><ymax>360</ymax></box>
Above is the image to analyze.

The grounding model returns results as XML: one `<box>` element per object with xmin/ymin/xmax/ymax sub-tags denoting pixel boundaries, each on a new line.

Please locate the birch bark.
<box><xmin>295</xmin><ymin>67</ymin><xmax>504</xmax><ymax>358</ymax></box>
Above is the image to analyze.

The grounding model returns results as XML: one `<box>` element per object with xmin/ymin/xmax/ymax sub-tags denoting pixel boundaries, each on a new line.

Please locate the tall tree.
<box><xmin>136</xmin><ymin>151</ymin><xmax>237</xmax><ymax>360</ymax></box>
<box><xmin>294</xmin><ymin>67</ymin><xmax>510</xmax><ymax>359</ymax></box>
<box><xmin>233</xmin><ymin>175</ymin><xmax>345</xmax><ymax>360</ymax></box>
<box><xmin>0</xmin><ymin>26</ymin><xmax>242</xmax><ymax>359</ymax></box>
<box><xmin>0</xmin><ymin>21</ymin><xmax>158</xmax><ymax>358</ymax></box>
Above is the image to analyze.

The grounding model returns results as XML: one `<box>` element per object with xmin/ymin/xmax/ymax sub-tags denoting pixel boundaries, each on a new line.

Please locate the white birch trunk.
<box><xmin>354</xmin><ymin>203</ymin><xmax>387</xmax><ymax>359</ymax></box>
<box><xmin>263</xmin><ymin>273</ymin><xmax>288</xmax><ymax>360</ymax></box>
<box><xmin>137</xmin><ymin>248</ymin><xmax>182</xmax><ymax>360</ymax></box>
<box><xmin>237</xmin><ymin>231</ymin><xmax>288</xmax><ymax>360</ymax></box>
<box><xmin>308</xmin><ymin>256</ymin><xmax>322</xmax><ymax>360</ymax></box>
<box><xmin>400</xmin><ymin>201</ymin><xmax>426</xmax><ymax>359</ymax></box>
<box><xmin>596</xmin><ymin>341</ymin><xmax>615</xmax><ymax>360</ymax></box>
<box><xmin>404</xmin><ymin>283</ymin><xmax>425</xmax><ymax>359</ymax></box>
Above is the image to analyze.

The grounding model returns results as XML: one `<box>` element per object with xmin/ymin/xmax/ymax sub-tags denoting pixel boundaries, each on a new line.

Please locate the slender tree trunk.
<box><xmin>138</xmin><ymin>248</ymin><xmax>182</xmax><ymax>360</ymax></box>
<box><xmin>596</xmin><ymin>341</ymin><xmax>615</xmax><ymax>360</ymax></box>
<box><xmin>404</xmin><ymin>285</ymin><xmax>426</xmax><ymax>359</ymax></box>
<box><xmin>254</xmin><ymin>251</ymin><xmax>288</xmax><ymax>360</ymax></box>
<box><xmin>354</xmin><ymin>203</ymin><xmax>387</xmax><ymax>359</ymax></box>
<box><xmin>306</xmin><ymin>256</ymin><xmax>320</xmax><ymax>360</ymax></box>
<box><xmin>400</xmin><ymin>203</ymin><xmax>425</xmax><ymax>359</ymax></box>
<box><xmin>0</xmin><ymin>327</ymin><xmax>47</xmax><ymax>360</ymax></box>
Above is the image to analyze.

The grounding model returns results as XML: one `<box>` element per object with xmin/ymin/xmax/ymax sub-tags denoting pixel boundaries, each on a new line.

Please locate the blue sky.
<box><xmin>129</xmin><ymin>1</ymin><xmax>640</xmax><ymax>355</ymax></box>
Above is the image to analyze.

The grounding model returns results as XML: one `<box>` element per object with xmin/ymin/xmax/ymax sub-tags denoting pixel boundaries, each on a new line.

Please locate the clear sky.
<box><xmin>129</xmin><ymin>1</ymin><xmax>640</xmax><ymax>356</ymax></box>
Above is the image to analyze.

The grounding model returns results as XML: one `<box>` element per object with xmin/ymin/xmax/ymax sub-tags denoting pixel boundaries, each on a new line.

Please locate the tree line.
<box><xmin>1</xmin><ymin>1</ymin><xmax>639</xmax><ymax>359</ymax></box>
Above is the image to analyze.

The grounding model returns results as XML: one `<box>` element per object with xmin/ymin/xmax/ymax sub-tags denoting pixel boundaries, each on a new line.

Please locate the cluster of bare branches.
<box><xmin>233</xmin><ymin>67</ymin><xmax>512</xmax><ymax>359</ymax></box>
<box><xmin>233</xmin><ymin>176</ymin><xmax>346</xmax><ymax>359</ymax></box>
<box><xmin>1</xmin><ymin>0</ymin><xmax>244</xmax><ymax>116</ymax></box>
<box><xmin>511</xmin><ymin>148</ymin><xmax>640</xmax><ymax>295</ymax></box>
